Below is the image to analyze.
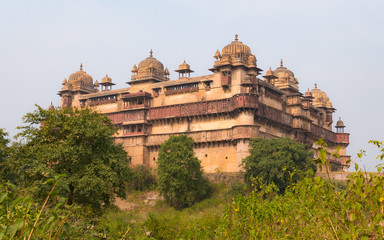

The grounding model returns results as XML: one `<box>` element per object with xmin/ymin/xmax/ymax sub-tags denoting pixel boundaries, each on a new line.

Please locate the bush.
<box><xmin>225</xmin><ymin>181</ymin><xmax>247</xmax><ymax>199</ymax></box>
<box><xmin>157</xmin><ymin>135</ymin><xmax>210</xmax><ymax>209</ymax></box>
<box><xmin>129</xmin><ymin>164</ymin><xmax>157</xmax><ymax>191</ymax></box>
<box><xmin>242</xmin><ymin>137</ymin><xmax>316</xmax><ymax>193</ymax></box>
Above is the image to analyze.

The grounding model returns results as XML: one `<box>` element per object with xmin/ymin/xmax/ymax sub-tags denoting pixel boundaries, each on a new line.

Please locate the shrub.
<box><xmin>129</xmin><ymin>164</ymin><xmax>157</xmax><ymax>191</ymax></box>
<box><xmin>225</xmin><ymin>181</ymin><xmax>247</xmax><ymax>199</ymax></box>
<box><xmin>242</xmin><ymin>137</ymin><xmax>316</xmax><ymax>193</ymax></box>
<box><xmin>157</xmin><ymin>135</ymin><xmax>210</xmax><ymax>209</ymax></box>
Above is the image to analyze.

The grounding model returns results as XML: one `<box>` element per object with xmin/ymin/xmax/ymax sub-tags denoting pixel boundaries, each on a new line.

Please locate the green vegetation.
<box><xmin>157</xmin><ymin>135</ymin><xmax>210</xmax><ymax>209</ymax></box>
<box><xmin>242</xmin><ymin>137</ymin><xmax>316</xmax><ymax>193</ymax></box>
<box><xmin>2</xmin><ymin>106</ymin><xmax>384</xmax><ymax>239</ymax></box>
<box><xmin>218</xmin><ymin>149</ymin><xmax>384</xmax><ymax>239</ymax></box>
<box><xmin>129</xmin><ymin>164</ymin><xmax>157</xmax><ymax>191</ymax></box>
<box><xmin>0</xmin><ymin>177</ymin><xmax>73</xmax><ymax>239</ymax></box>
<box><xmin>0</xmin><ymin>128</ymin><xmax>10</xmax><ymax>181</ymax></box>
<box><xmin>3</xmin><ymin>106</ymin><xmax>131</xmax><ymax>211</ymax></box>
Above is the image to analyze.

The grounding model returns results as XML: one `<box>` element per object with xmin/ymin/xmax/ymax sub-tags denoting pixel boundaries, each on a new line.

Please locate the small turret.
<box><xmin>175</xmin><ymin>60</ymin><xmax>194</xmax><ymax>79</ymax></box>
<box><xmin>164</xmin><ymin>67</ymin><xmax>170</xmax><ymax>79</ymax></box>
<box><xmin>99</xmin><ymin>74</ymin><xmax>115</xmax><ymax>91</ymax></box>
<box><xmin>336</xmin><ymin>117</ymin><xmax>346</xmax><ymax>133</ymax></box>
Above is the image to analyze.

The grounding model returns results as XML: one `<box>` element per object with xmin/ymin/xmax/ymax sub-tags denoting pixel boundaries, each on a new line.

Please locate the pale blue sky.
<box><xmin>1</xmin><ymin>0</ymin><xmax>383</xmax><ymax>171</ymax></box>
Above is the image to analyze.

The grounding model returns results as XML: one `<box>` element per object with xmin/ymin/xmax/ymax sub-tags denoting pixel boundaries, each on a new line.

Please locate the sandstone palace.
<box><xmin>58</xmin><ymin>35</ymin><xmax>350</xmax><ymax>173</ymax></box>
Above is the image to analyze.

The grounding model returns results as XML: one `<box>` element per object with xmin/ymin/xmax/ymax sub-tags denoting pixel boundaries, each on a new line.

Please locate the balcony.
<box><xmin>335</xmin><ymin>133</ymin><xmax>350</xmax><ymax>144</ymax></box>
<box><xmin>121</xmin><ymin>92</ymin><xmax>152</xmax><ymax>99</ymax></box>
<box><xmin>123</xmin><ymin>131</ymin><xmax>149</xmax><ymax>136</ymax></box>
<box><xmin>88</xmin><ymin>98</ymin><xmax>117</xmax><ymax>106</ymax></box>
<box><xmin>164</xmin><ymin>87</ymin><xmax>199</xmax><ymax>95</ymax></box>
<box><xmin>123</xmin><ymin>103</ymin><xmax>150</xmax><ymax>109</ymax></box>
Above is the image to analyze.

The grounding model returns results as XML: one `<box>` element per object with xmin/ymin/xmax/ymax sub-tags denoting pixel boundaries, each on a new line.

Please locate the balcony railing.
<box><xmin>88</xmin><ymin>98</ymin><xmax>117</xmax><ymax>106</ymax></box>
<box><xmin>123</xmin><ymin>103</ymin><xmax>150</xmax><ymax>109</ymax></box>
<box><xmin>164</xmin><ymin>87</ymin><xmax>199</xmax><ymax>95</ymax></box>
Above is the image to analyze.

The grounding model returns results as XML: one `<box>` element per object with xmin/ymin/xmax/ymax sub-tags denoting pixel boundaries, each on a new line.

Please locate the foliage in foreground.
<box><xmin>0</xmin><ymin>129</ymin><xmax>10</xmax><ymax>181</ymax></box>
<box><xmin>3</xmin><ymin>106</ymin><xmax>132</xmax><ymax>210</ymax></box>
<box><xmin>242</xmin><ymin>137</ymin><xmax>316</xmax><ymax>193</ymax></box>
<box><xmin>219</xmin><ymin>141</ymin><xmax>384</xmax><ymax>239</ymax></box>
<box><xmin>0</xmin><ymin>178</ymin><xmax>73</xmax><ymax>240</ymax></box>
<box><xmin>157</xmin><ymin>135</ymin><xmax>210</xmax><ymax>209</ymax></box>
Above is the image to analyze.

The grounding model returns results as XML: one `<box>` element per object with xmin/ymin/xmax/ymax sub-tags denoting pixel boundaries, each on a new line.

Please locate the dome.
<box><xmin>336</xmin><ymin>117</ymin><xmax>345</xmax><ymax>128</ymax></box>
<box><xmin>304</xmin><ymin>89</ymin><xmax>312</xmax><ymax>97</ymax></box>
<box><xmin>265</xmin><ymin>67</ymin><xmax>274</xmax><ymax>76</ymax></box>
<box><xmin>61</xmin><ymin>81</ymin><xmax>73</xmax><ymax>91</ymax></box>
<box><xmin>177</xmin><ymin>60</ymin><xmax>191</xmax><ymax>71</ymax></box>
<box><xmin>48</xmin><ymin>102</ymin><xmax>54</xmax><ymax>111</ymax></box>
<box><xmin>221</xmin><ymin>34</ymin><xmax>252</xmax><ymax>58</ymax></box>
<box><xmin>164</xmin><ymin>67</ymin><xmax>170</xmax><ymax>75</ymax></box>
<box><xmin>102</xmin><ymin>74</ymin><xmax>112</xmax><ymax>83</ymax></box>
<box><xmin>68</xmin><ymin>63</ymin><xmax>93</xmax><ymax>85</ymax></box>
<box><xmin>214</xmin><ymin>49</ymin><xmax>221</xmax><ymax>59</ymax></box>
<box><xmin>311</xmin><ymin>84</ymin><xmax>330</xmax><ymax>108</ymax></box>
<box><xmin>137</xmin><ymin>50</ymin><xmax>164</xmax><ymax>76</ymax></box>
<box><xmin>273</xmin><ymin>59</ymin><xmax>295</xmax><ymax>78</ymax></box>
<box><xmin>131</xmin><ymin>64</ymin><xmax>138</xmax><ymax>73</ymax></box>
<box><xmin>326</xmin><ymin>98</ymin><xmax>334</xmax><ymax>109</ymax></box>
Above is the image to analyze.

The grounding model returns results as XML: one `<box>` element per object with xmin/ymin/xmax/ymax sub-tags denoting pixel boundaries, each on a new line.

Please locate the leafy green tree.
<box><xmin>157</xmin><ymin>135</ymin><xmax>210</xmax><ymax>209</ymax></box>
<box><xmin>5</xmin><ymin>105</ymin><xmax>132</xmax><ymax>210</ymax></box>
<box><xmin>0</xmin><ymin>128</ymin><xmax>11</xmax><ymax>181</ymax></box>
<box><xmin>242</xmin><ymin>137</ymin><xmax>316</xmax><ymax>193</ymax></box>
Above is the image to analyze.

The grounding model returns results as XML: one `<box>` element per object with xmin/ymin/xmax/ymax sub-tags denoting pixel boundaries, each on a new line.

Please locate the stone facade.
<box><xmin>58</xmin><ymin>35</ymin><xmax>350</xmax><ymax>173</ymax></box>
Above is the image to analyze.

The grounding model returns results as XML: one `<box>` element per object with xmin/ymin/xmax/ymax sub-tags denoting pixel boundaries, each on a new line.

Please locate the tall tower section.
<box><xmin>209</xmin><ymin>35</ymin><xmax>263</xmax><ymax>170</ymax></box>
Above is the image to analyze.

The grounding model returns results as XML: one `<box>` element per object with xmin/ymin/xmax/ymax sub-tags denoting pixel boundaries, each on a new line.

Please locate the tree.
<box><xmin>0</xmin><ymin>128</ymin><xmax>11</xmax><ymax>181</ymax></box>
<box><xmin>157</xmin><ymin>135</ymin><xmax>210</xmax><ymax>209</ymax></box>
<box><xmin>5</xmin><ymin>105</ymin><xmax>132</xmax><ymax>210</ymax></box>
<box><xmin>242</xmin><ymin>137</ymin><xmax>316</xmax><ymax>193</ymax></box>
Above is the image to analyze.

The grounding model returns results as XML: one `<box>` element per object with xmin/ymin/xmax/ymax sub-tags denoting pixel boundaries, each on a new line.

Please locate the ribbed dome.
<box><xmin>222</xmin><ymin>34</ymin><xmax>251</xmax><ymax>58</ymax></box>
<box><xmin>274</xmin><ymin>59</ymin><xmax>294</xmax><ymax>78</ymax></box>
<box><xmin>311</xmin><ymin>84</ymin><xmax>331</xmax><ymax>108</ymax></box>
<box><xmin>326</xmin><ymin>99</ymin><xmax>334</xmax><ymax>109</ymax></box>
<box><xmin>137</xmin><ymin>50</ymin><xmax>164</xmax><ymax>76</ymax></box>
<box><xmin>68</xmin><ymin>64</ymin><xmax>93</xmax><ymax>85</ymax></box>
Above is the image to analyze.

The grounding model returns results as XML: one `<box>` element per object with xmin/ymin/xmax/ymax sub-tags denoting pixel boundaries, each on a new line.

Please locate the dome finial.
<box><xmin>80</xmin><ymin>63</ymin><xmax>83</xmax><ymax>71</ymax></box>
<box><xmin>48</xmin><ymin>101</ymin><xmax>54</xmax><ymax>111</ymax></box>
<box><xmin>315</xmin><ymin>83</ymin><xmax>317</xmax><ymax>89</ymax></box>
<box><xmin>235</xmin><ymin>34</ymin><xmax>238</xmax><ymax>41</ymax></box>
<box><xmin>150</xmin><ymin>49</ymin><xmax>153</xmax><ymax>57</ymax></box>
<box><xmin>280</xmin><ymin>59</ymin><xmax>283</xmax><ymax>67</ymax></box>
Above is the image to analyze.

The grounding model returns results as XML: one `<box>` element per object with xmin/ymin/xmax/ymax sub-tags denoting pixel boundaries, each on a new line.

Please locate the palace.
<box><xmin>58</xmin><ymin>35</ymin><xmax>350</xmax><ymax>173</ymax></box>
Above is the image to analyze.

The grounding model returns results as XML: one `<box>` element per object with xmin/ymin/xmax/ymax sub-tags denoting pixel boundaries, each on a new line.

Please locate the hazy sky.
<box><xmin>1</xmin><ymin>0</ymin><xmax>383</xmax><ymax>171</ymax></box>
